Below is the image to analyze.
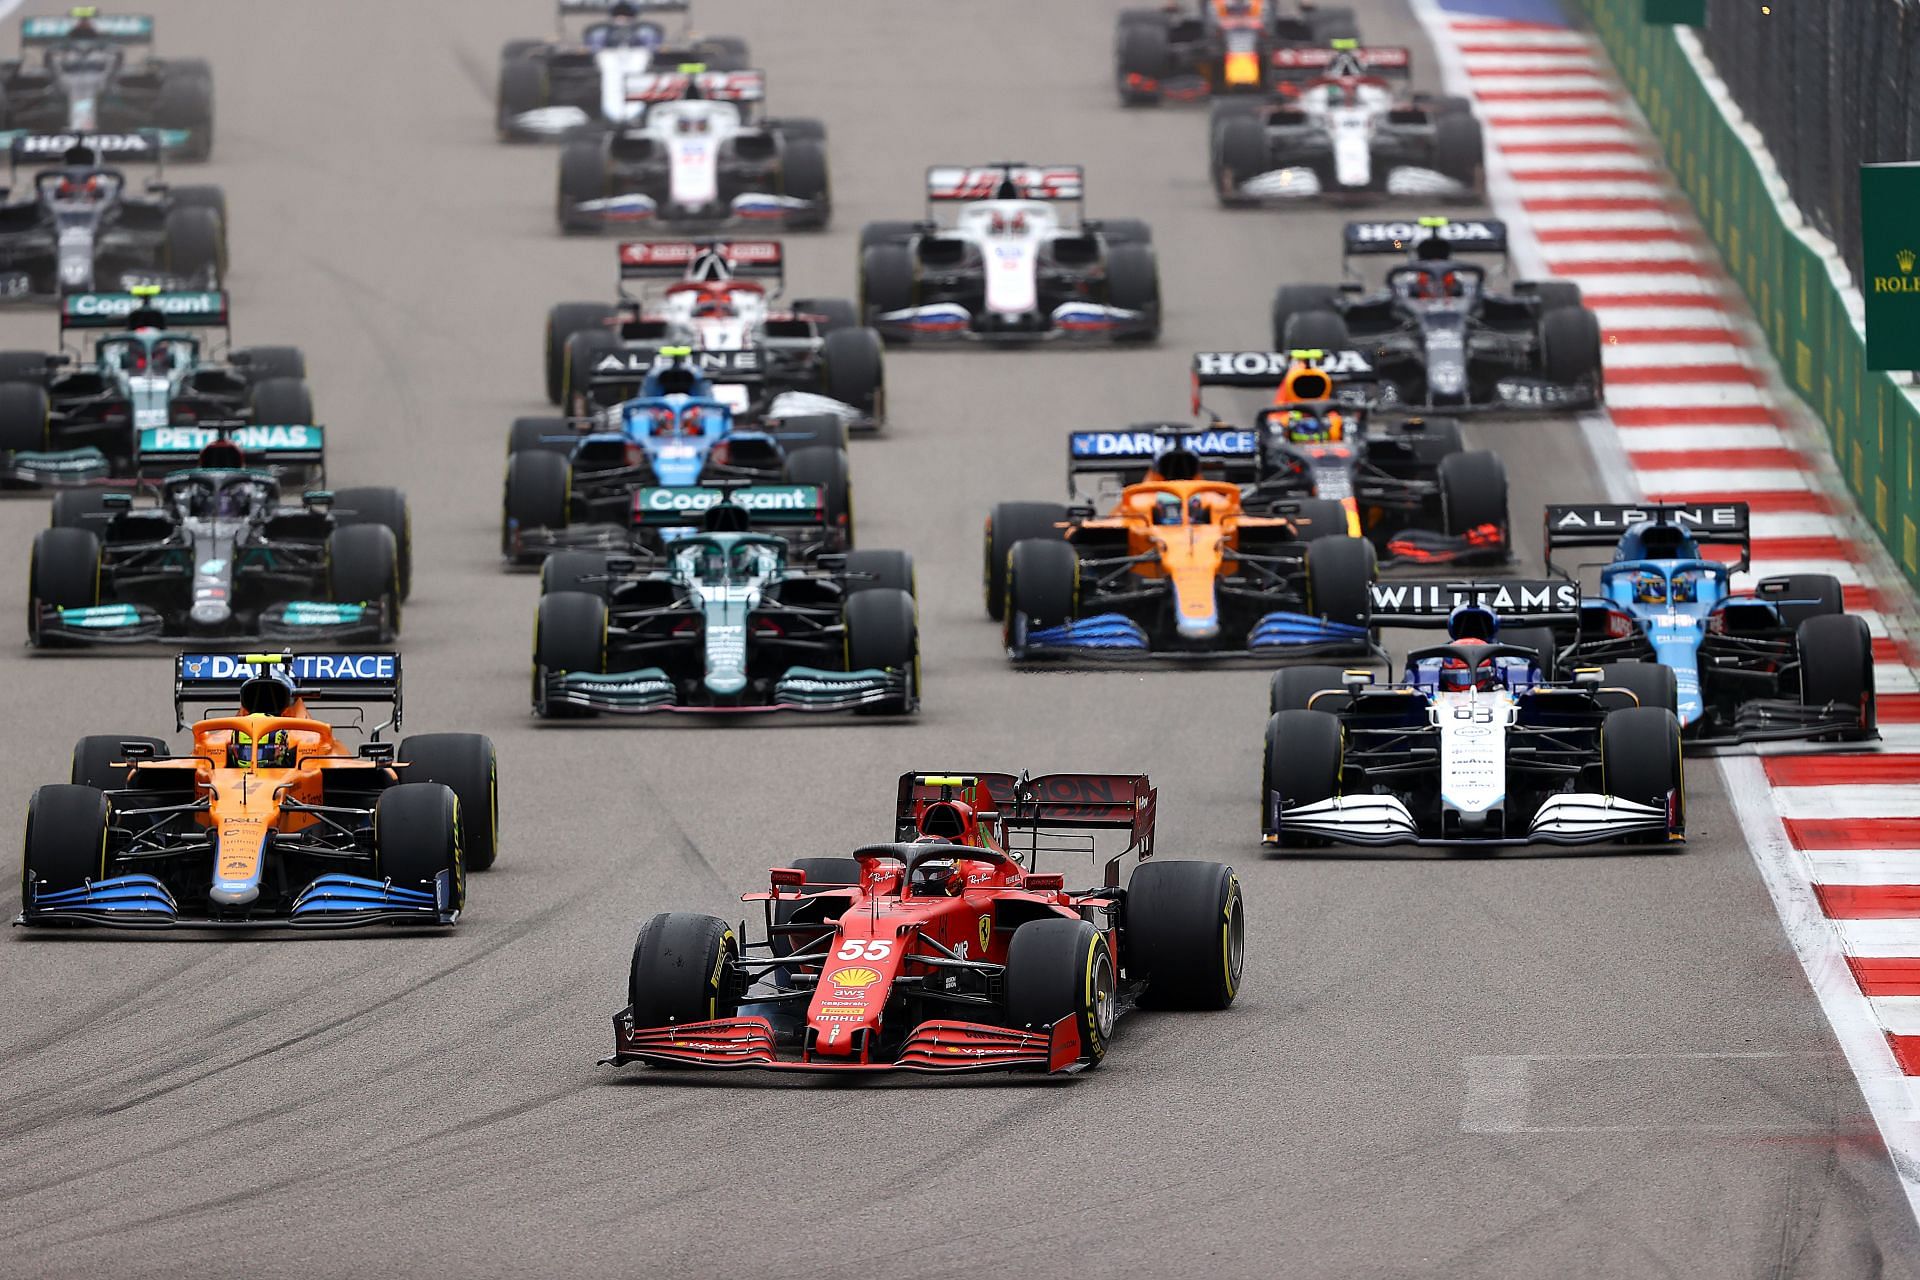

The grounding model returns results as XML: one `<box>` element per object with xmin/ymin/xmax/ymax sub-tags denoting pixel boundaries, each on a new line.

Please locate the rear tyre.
<box><xmin>21</xmin><ymin>784</ymin><xmax>109</xmax><ymax>901</ymax></box>
<box><xmin>0</xmin><ymin>350</ymin><xmax>48</xmax><ymax>384</ymax></box>
<box><xmin>1262</xmin><ymin>709</ymin><xmax>1342</xmax><ymax>840</ymax></box>
<box><xmin>1527</xmin><ymin>281</ymin><xmax>1584</xmax><ymax>313</ymax></box>
<box><xmin>819</xmin><ymin>326</ymin><xmax>885</xmax><ymax>415</ymax></box>
<box><xmin>1115</xmin><ymin>20</ymin><xmax>1171</xmax><ymax>106</ymax></box>
<box><xmin>1124</xmin><ymin>860</ymin><xmax>1245</xmax><ymax>1009</ymax></box>
<box><xmin>770</xmin><ymin>856</ymin><xmax>860</xmax><ymax>959</ymax></box>
<box><xmin>1798</xmin><ymin>613</ymin><xmax>1874</xmax><ymax>736</ymax></box>
<box><xmin>1005</xmin><ymin>538</ymin><xmax>1079</xmax><ymax>638</ymax></box>
<box><xmin>509</xmin><ymin>416</ymin><xmax>575</xmax><ymax>457</ymax></box>
<box><xmin>545</xmin><ymin>302</ymin><xmax>616</xmax><ymax>404</ymax></box>
<box><xmin>984</xmin><ymin>501</ymin><xmax>1068</xmax><ymax>620</ymax></box>
<box><xmin>1437</xmin><ymin>450</ymin><xmax>1508</xmax><ymax>540</ymax></box>
<box><xmin>692</xmin><ymin>36</ymin><xmax>750</xmax><ymax>71</ymax></box>
<box><xmin>842</xmin><ymin>548</ymin><xmax>914</xmax><ymax>598</ymax></box>
<box><xmin>541</xmin><ymin>550</ymin><xmax>610</xmax><ymax>598</ymax></box>
<box><xmin>50</xmin><ymin>489</ymin><xmax>113</xmax><ymax>530</ymax></box>
<box><xmin>1268</xmin><ymin>665</ymin><xmax>1351</xmax><ymax>715</ymax></box>
<box><xmin>627</xmin><ymin>912</ymin><xmax>741</xmax><ymax>1027</ymax></box>
<box><xmin>1763</xmin><ymin>573</ymin><xmax>1845</xmax><ymax>629</ymax></box>
<box><xmin>1598</xmin><ymin>661</ymin><xmax>1678</xmax><ymax>715</ymax></box>
<box><xmin>249</xmin><ymin>377</ymin><xmax>313</xmax><ymax>427</ymax></box>
<box><xmin>562</xmin><ymin>331</ymin><xmax>620</xmax><ymax>411</ymax></box>
<box><xmin>70</xmin><ymin>735</ymin><xmax>167</xmax><ymax>790</ymax></box>
<box><xmin>782</xmin><ymin>446</ymin><xmax>852</xmax><ymax>544</ymax></box>
<box><xmin>1305</xmin><ymin>534</ymin><xmax>1375</xmax><ymax>630</ymax></box>
<box><xmin>1600</xmin><ymin>706</ymin><xmax>1684</xmax><ymax>836</ymax></box>
<box><xmin>374</xmin><ymin>783</ymin><xmax>464</xmax><ymax>913</ymax></box>
<box><xmin>331</xmin><ymin>486</ymin><xmax>412</xmax><ymax>601</ymax></box>
<box><xmin>1277</xmin><ymin>497</ymin><xmax>1348</xmax><ymax>542</ymax></box>
<box><xmin>326</xmin><ymin>524</ymin><xmax>400</xmax><ymax>640</ymax></box>
<box><xmin>1270</xmin><ymin>285</ymin><xmax>1342</xmax><ymax>353</ymax></box>
<box><xmin>793</xmin><ymin>297</ymin><xmax>860</xmax><ymax>333</ymax></box>
<box><xmin>496</xmin><ymin>56</ymin><xmax>548</xmax><ymax>135</ymax></box>
<box><xmin>155</xmin><ymin>70</ymin><xmax>214</xmax><ymax>161</ymax></box>
<box><xmin>397</xmin><ymin>734</ymin><xmax>499</xmax><ymax>872</ymax></box>
<box><xmin>233</xmin><ymin>344</ymin><xmax>304</xmax><ymax>381</ymax></box>
<box><xmin>1004</xmin><ymin>918</ymin><xmax>1116</xmax><ymax>1067</ymax></box>
<box><xmin>842</xmin><ymin>587</ymin><xmax>918</xmax><ymax>715</ymax></box>
<box><xmin>1284</xmin><ymin>309</ymin><xmax>1351</xmax><ymax>353</ymax></box>
<box><xmin>502</xmin><ymin>449</ymin><xmax>571</xmax><ymax>561</ymax></box>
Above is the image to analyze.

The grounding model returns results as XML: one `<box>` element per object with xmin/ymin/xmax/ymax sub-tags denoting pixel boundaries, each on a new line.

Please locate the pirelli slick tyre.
<box><xmin>1763</xmin><ymin>573</ymin><xmax>1845</xmax><ymax>629</ymax></box>
<box><xmin>1599</xmin><ymin>706</ymin><xmax>1684</xmax><ymax>838</ymax></box>
<box><xmin>1540</xmin><ymin>305</ymin><xmax>1603</xmax><ymax>388</ymax></box>
<box><xmin>1214</xmin><ymin>115</ymin><xmax>1271</xmax><ymax>202</ymax></box>
<box><xmin>533</xmin><ymin>591</ymin><xmax>607</xmax><ymax>719</ymax></box>
<box><xmin>1598</xmin><ymin>661</ymin><xmax>1678</xmax><ymax>716</ymax></box>
<box><xmin>562</xmin><ymin>331</ymin><xmax>620</xmax><ymax>412</ymax></box>
<box><xmin>50</xmin><ymin>489</ymin><xmax>113</xmax><ymax>530</ymax></box>
<box><xmin>397</xmin><ymin>734</ymin><xmax>499</xmax><ymax>873</ymax></box>
<box><xmin>1437</xmin><ymin>450</ymin><xmax>1508</xmax><ymax>539</ymax></box>
<box><xmin>778</xmin><ymin>139</ymin><xmax>830</xmax><ymax>228</ymax></box>
<box><xmin>544</xmin><ymin>302</ymin><xmax>616</xmax><ymax>404</ymax></box>
<box><xmin>627</xmin><ymin>912</ymin><xmax>742</xmax><ymax>1027</ymax></box>
<box><xmin>842</xmin><ymin>549</ymin><xmax>915</xmax><ymax>598</ymax></box>
<box><xmin>1263</xmin><ymin>709</ymin><xmax>1342</xmax><ymax>842</ymax></box>
<box><xmin>558</xmin><ymin>141</ymin><xmax>606</xmax><ymax>234</ymax></box>
<box><xmin>0</xmin><ymin>380</ymin><xmax>48</xmax><ymax>455</ymax></box>
<box><xmin>1105</xmin><ymin>244</ymin><xmax>1161</xmax><ymax>340</ymax></box>
<box><xmin>163</xmin><ymin>205</ymin><xmax>224</xmax><ymax>284</ymax></box>
<box><xmin>842</xmin><ymin>587</ymin><xmax>918</xmax><ymax>716</ymax></box>
<box><xmin>331</xmin><ymin>486</ymin><xmax>413</xmax><ymax>601</ymax></box>
<box><xmin>793</xmin><ymin>296</ymin><xmax>860</xmax><ymax>333</ymax></box>
<box><xmin>496</xmin><ymin>55</ymin><xmax>548</xmax><ymax>135</ymax></box>
<box><xmin>1005</xmin><ymin>538</ymin><xmax>1079</xmax><ymax>641</ymax></box>
<box><xmin>22</xmin><ymin>784</ymin><xmax>110</xmax><ymax>903</ymax></box>
<box><xmin>1005</xmin><ymin>918</ymin><xmax>1116</xmax><ymax>1067</ymax></box>
<box><xmin>1124</xmin><ymin>859</ymin><xmax>1245</xmax><ymax>1010</ymax></box>
<box><xmin>502</xmin><ymin>449</ymin><xmax>571</xmax><ymax>561</ymax></box>
<box><xmin>1115</xmin><ymin>19</ymin><xmax>1171</xmax><ymax>106</ymax></box>
<box><xmin>232</xmin><ymin>344</ymin><xmax>305</xmax><ymax>382</ymax></box>
<box><xmin>1270</xmin><ymin>284</ymin><xmax>1341</xmax><ymax>352</ymax></box>
<box><xmin>541</xmin><ymin>550</ymin><xmax>610</xmax><ymax>598</ymax></box>
<box><xmin>70</xmin><ymin>735</ymin><xmax>168</xmax><ymax>791</ymax></box>
<box><xmin>859</xmin><ymin>244</ymin><xmax>915</xmax><ymax>329</ymax></box>
<box><xmin>374</xmin><ymin>783</ymin><xmax>464</xmax><ymax>913</ymax></box>
<box><xmin>509</xmin><ymin>416</ymin><xmax>574</xmax><ymax>457</ymax></box>
<box><xmin>1434</xmin><ymin>111</ymin><xmax>1484</xmax><ymax>188</ymax></box>
<box><xmin>156</xmin><ymin>68</ymin><xmax>214</xmax><ymax>161</ymax></box>
<box><xmin>1525</xmin><ymin>281</ymin><xmax>1584</xmax><ymax>314</ymax></box>
<box><xmin>1304</xmin><ymin>534</ymin><xmax>1374</xmax><ymax>630</ymax></box>
<box><xmin>326</xmin><ymin>524</ymin><xmax>400</xmax><ymax>641</ymax></box>
<box><xmin>782</xmin><ymin>446</ymin><xmax>852</xmax><ymax>545</ymax></box>
<box><xmin>249</xmin><ymin>376</ymin><xmax>313</xmax><ymax>428</ymax></box>
<box><xmin>1268</xmin><ymin>665</ymin><xmax>1352</xmax><ymax>716</ymax></box>
<box><xmin>29</xmin><ymin>527</ymin><xmax>101</xmax><ymax>636</ymax></box>
<box><xmin>984</xmin><ymin>502</ymin><xmax>1068</xmax><ymax>620</ymax></box>
<box><xmin>819</xmin><ymin>326</ymin><xmax>884</xmax><ymax>415</ymax></box>
<box><xmin>1283</xmin><ymin>309</ymin><xmax>1352</xmax><ymax>354</ymax></box>
<box><xmin>1798</xmin><ymin>613</ymin><xmax>1874</xmax><ymax>736</ymax></box>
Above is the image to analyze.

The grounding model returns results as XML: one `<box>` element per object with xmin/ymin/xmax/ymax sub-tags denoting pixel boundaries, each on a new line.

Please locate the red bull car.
<box><xmin>606</xmin><ymin>771</ymin><xmax>1244</xmax><ymax>1074</ymax></box>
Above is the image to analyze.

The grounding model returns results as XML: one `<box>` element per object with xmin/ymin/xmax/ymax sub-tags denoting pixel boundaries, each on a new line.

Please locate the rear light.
<box><xmin>769</xmin><ymin>867</ymin><xmax>805</xmax><ymax>892</ymax></box>
<box><xmin>1024</xmin><ymin>873</ymin><xmax>1064</xmax><ymax>892</ymax></box>
<box><xmin>624</xmin><ymin>443</ymin><xmax>646</xmax><ymax>468</ymax></box>
<box><xmin>709</xmin><ymin>441</ymin><xmax>731</xmax><ymax>466</ymax></box>
<box><xmin>1605</xmin><ymin>609</ymin><xmax>1635</xmax><ymax>640</ymax></box>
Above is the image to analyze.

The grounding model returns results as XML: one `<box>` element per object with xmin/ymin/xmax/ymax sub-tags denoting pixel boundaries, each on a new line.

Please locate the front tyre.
<box><xmin>1004</xmin><ymin>918</ymin><xmax>1116</xmax><ymax>1067</ymax></box>
<box><xmin>627</xmin><ymin>912</ymin><xmax>741</xmax><ymax>1027</ymax></box>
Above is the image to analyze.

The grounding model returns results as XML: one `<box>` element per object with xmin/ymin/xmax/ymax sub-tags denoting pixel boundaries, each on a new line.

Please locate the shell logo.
<box><xmin>829</xmin><ymin>966</ymin><xmax>882</xmax><ymax>989</ymax></box>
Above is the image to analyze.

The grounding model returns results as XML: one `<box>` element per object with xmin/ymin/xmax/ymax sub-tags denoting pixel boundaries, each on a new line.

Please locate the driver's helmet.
<box><xmin>215</xmin><ymin>481</ymin><xmax>253</xmax><ymax>519</ymax></box>
<box><xmin>1151</xmin><ymin>491</ymin><xmax>1183</xmax><ymax>526</ymax></box>
<box><xmin>1187</xmin><ymin>493</ymin><xmax>1215</xmax><ymax>525</ymax></box>
<box><xmin>228</xmin><ymin>728</ymin><xmax>294</xmax><ymax>770</ymax></box>
<box><xmin>1633</xmin><ymin>570</ymin><xmax>1668</xmax><ymax>605</ymax></box>
<box><xmin>1438</xmin><ymin>639</ymin><xmax>1492</xmax><ymax>692</ymax></box>
<box><xmin>54</xmin><ymin>173</ymin><xmax>102</xmax><ymax>200</ymax></box>
<box><xmin>1324</xmin><ymin>82</ymin><xmax>1351</xmax><ymax>107</ymax></box>
<box><xmin>647</xmin><ymin>405</ymin><xmax>700</xmax><ymax>437</ymax></box>
<box><xmin>908</xmin><ymin>856</ymin><xmax>963</xmax><ymax>897</ymax></box>
<box><xmin>1670</xmin><ymin>571</ymin><xmax>1697</xmax><ymax>604</ymax></box>
<box><xmin>691</xmin><ymin>290</ymin><xmax>734</xmax><ymax>319</ymax></box>
<box><xmin>238</xmin><ymin>670</ymin><xmax>297</xmax><ymax>716</ymax></box>
<box><xmin>988</xmin><ymin>209</ymin><xmax>1029</xmax><ymax>237</ymax></box>
<box><xmin>1414</xmin><ymin>268</ymin><xmax>1463</xmax><ymax>300</ymax></box>
<box><xmin>1282</xmin><ymin>409</ymin><xmax>1344</xmax><ymax>445</ymax></box>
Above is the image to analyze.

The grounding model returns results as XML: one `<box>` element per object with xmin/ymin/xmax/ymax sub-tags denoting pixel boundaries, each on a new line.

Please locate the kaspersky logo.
<box><xmin>1872</xmin><ymin>249</ymin><xmax>1920</xmax><ymax>294</ymax></box>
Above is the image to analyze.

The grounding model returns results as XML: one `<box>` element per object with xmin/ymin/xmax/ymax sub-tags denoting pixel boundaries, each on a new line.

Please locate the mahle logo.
<box><xmin>1873</xmin><ymin>248</ymin><xmax>1920</xmax><ymax>295</ymax></box>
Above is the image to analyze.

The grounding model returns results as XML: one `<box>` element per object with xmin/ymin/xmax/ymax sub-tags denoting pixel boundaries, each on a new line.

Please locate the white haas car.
<box><xmin>495</xmin><ymin>0</ymin><xmax>750</xmax><ymax>141</ymax></box>
<box><xmin>1210</xmin><ymin>45</ymin><xmax>1483</xmax><ymax>204</ymax></box>
<box><xmin>556</xmin><ymin>68</ymin><xmax>828</xmax><ymax>234</ymax></box>
<box><xmin>858</xmin><ymin>165</ymin><xmax>1160</xmax><ymax>344</ymax></box>
<box><xmin>541</xmin><ymin>238</ymin><xmax>885</xmax><ymax>430</ymax></box>
<box><xmin>1262</xmin><ymin>584</ymin><xmax>1686</xmax><ymax>850</ymax></box>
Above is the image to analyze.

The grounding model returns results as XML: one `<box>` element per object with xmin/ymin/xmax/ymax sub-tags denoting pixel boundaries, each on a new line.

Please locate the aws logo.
<box><xmin>1871</xmin><ymin>248</ymin><xmax>1920</xmax><ymax>295</ymax></box>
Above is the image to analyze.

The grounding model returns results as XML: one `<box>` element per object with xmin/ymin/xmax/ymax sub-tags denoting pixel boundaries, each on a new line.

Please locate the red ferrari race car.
<box><xmin>606</xmin><ymin>771</ymin><xmax>1245</xmax><ymax>1074</ymax></box>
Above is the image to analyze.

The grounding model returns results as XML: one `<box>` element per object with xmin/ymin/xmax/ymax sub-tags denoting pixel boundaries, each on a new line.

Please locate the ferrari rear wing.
<box><xmin>1367</xmin><ymin>578</ymin><xmax>1581</xmax><ymax>627</ymax></box>
<box><xmin>173</xmin><ymin>651</ymin><xmax>401</xmax><ymax>731</ymax></box>
<box><xmin>618</xmin><ymin>238</ymin><xmax>783</xmax><ymax>284</ymax></box>
<box><xmin>894</xmin><ymin>771</ymin><xmax>1157</xmax><ymax>873</ymax></box>
<box><xmin>1544</xmin><ymin>502</ymin><xmax>1750</xmax><ymax>574</ymax></box>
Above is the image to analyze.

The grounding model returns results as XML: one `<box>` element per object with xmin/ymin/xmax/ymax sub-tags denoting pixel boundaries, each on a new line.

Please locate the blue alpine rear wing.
<box><xmin>1544</xmin><ymin>502</ymin><xmax>1750</xmax><ymax>575</ymax></box>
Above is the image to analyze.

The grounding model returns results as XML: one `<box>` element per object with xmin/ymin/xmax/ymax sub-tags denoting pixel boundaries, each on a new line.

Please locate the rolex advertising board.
<box><xmin>1863</xmin><ymin>162</ymin><xmax>1920</xmax><ymax>371</ymax></box>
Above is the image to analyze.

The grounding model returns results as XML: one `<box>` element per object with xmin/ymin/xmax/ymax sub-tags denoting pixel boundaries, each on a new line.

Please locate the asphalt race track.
<box><xmin>1</xmin><ymin>2</ymin><xmax>1917</xmax><ymax>1277</ymax></box>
